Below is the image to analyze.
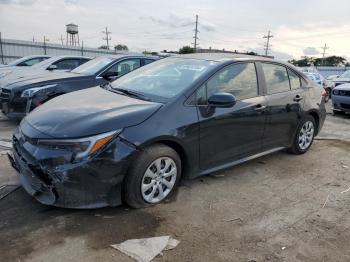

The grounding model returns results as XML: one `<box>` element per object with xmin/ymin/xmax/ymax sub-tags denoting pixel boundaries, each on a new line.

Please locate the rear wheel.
<box><xmin>288</xmin><ymin>115</ymin><xmax>316</xmax><ymax>154</ymax></box>
<box><xmin>124</xmin><ymin>144</ymin><xmax>181</xmax><ymax>208</ymax></box>
<box><xmin>333</xmin><ymin>110</ymin><xmax>345</xmax><ymax>115</ymax></box>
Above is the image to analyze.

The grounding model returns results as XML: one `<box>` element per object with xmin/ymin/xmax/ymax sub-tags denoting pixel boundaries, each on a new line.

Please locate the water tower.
<box><xmin>66</xmin><ymin>23</ymin><xmax>79</xmax><ymax>46</ymax></box>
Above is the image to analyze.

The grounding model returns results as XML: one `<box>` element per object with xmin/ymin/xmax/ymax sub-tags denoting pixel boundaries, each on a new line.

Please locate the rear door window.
<box><xmin>288</xmin><ymin>69</ymin><xmax>302</xmax><ymax>90</ymax></box>
<box><xmin>262</xmin><ymin>63</ymin><xmax>290</xmax><ymax>94</ymax></box>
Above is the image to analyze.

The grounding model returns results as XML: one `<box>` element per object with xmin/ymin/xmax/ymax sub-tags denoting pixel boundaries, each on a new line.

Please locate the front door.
<box><xmin>197</xmin><ymin>62</ymin><xmax>267</xmax><ymax>171</ymax></box>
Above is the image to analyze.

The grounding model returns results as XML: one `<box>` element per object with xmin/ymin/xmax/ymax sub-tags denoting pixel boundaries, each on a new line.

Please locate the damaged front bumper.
<box><xmin>9</xmin><ymin>127</ymin><xmax>137</xmax><ymax>208</ymax></box>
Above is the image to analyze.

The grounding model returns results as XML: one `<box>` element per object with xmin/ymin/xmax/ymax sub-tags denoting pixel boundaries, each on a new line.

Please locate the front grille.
<box><xmin>340</xmin><ymin>103</ymin><xmax>350</xmax><ymax>109</ymax></box>
<box><xmin>338</xmin><ymin>90</ymin><xmax>350</xmax><ymax>97</ymax></box>
<box><xmin>0</xmin><ymin>88</ymin><xmax>11</xmax><ymax>102</ymax></box>
<box><xmin>13</xmin><ymin>132</ymin><xmax>52</xmax><ymax>187</ymax></box>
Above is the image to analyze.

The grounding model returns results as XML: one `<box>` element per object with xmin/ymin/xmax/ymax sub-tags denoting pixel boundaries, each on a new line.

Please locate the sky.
<box><xmin>1</xmin><ymin>0</ymin><xmax>350</xmax><ymax>60</ymax></box>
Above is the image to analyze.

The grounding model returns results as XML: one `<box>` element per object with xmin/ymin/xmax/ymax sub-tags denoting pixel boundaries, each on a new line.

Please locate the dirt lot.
<box><xmin>0</xmin><ymin>105</ymin><xmax>349</xmax><ymax>262</ymax></box>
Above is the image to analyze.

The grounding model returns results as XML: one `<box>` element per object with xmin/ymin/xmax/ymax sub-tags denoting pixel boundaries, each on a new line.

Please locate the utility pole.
<box><xmin>321</xmin><ymin>43</ymin><xmax>329</xmax><ymax>65</ymax></box>
<box><xmin>192</xmin><ymin>14</ymin><xmax>199</xmax><ymax>51</ymax></box>
<box><xmin>81</xmin><ymin>40</ymin><xmax>84</xmax><ymax>56</ymax></box>
<box><xmin>43</xmin><ymin>36</ymin><xmax>49</xmax><ymax>55</ymax></box>
<box><xmin>102</xmin><ymin>26</ymin><xmax>111</xmax><ymax>49</ymax></box>
<box><xmin>60</xmin><ymin>35</ymin><xmax>65</xmax><ymax>45</ymax></box>
<box><xmin>0</xmin><ymin>32</ymin><xmax>4</xmax><ymax>64</ymax></box>
<box><xmin>263</xmin><ymin>30</ymin><xmax>273</xmax><ymax>56</ymax></box>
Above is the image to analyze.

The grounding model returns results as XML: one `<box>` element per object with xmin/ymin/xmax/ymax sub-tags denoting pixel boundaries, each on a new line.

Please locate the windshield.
<box><xmin>111</xmin><ymin>57</ymin><xmax>218</xmax><ymax>101</ymax></box>
<box><xmin>8</xmin><ymin>57</ymin><xmax>30</xmax><ymax>66</ymax></box>
<box><xmin>340</xmin><ymin>70</ymin><xmax>350</xmax><ymax>78</ymax></box>
<box><xmin>71</xmin><ymin>57</ymin><xmax>114</xmax><ymax>75</ymax></box>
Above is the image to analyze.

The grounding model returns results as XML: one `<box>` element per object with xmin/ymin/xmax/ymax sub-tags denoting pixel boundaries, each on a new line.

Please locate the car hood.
<box><xmin>334</xmin><ymin>83</ymin><xmax>350</xmax><ymax>90</ymax></box>
<box><xmin>1</xmin><ymin>71</ymin><xmax>85</xmax><ymax>89</ymax></box>
<box><xmin>23</xmin><ymin>86</ymin><xmax>162</xmax><ymax>138</ymax></box>
<box><xmin>334</xmin><ymin>77</ymin><xmax>350</xmax><ymax>83</ymax></box>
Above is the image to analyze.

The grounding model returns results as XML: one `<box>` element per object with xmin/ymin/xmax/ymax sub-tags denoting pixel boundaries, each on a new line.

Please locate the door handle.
<box><xmin>293</xmin><ymin>95</ymin><xmax>303</xmax><ymax>102</ymax></box>
<box><xmin>254</xmin><ymin>104</ymin><xmax>266</xmax><ymax>111</ymax></box>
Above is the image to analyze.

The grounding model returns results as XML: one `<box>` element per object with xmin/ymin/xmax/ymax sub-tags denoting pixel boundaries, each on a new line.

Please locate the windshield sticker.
<box><xmin>177</xmin><ymin>65</ymin><xmax>206</xmax><ymax>71</ymax></box>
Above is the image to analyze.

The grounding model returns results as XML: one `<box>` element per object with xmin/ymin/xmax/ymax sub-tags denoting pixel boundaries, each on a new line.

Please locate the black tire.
<box><xmin>123</xmin><ymin>144</ymin><xmax>182</xmax><ymax>208</ymax></box>
<box><xmin>288</xmin><ymin>115</ymin><xmax>316</xmax><ymax>155</ymax></box>
<box><xmin>333</xmin><ymin>110</ymin><xmax>345</xmax><ymax>115</ymax></box>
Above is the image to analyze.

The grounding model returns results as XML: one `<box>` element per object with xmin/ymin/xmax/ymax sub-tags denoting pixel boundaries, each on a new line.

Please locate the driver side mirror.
<box><xmin>47</xmin><ymin>65</ymin><xmax>58</xmax><ymax>71</ymax></box>
<box><xmin>102</xmin><ymin>71</ymin><xmax>119</xmax><ymax>81</ymax></box>
<box><xmin>208</xmin><ymin>92</ymin><xmax>236</xmax><ymax>108</ymax></box>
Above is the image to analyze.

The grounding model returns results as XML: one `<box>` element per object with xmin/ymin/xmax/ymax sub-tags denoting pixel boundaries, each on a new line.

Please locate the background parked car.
<box><xmin>0</xmin><ymin>55</ymin><xmax>90</xmax><ymax>80</ymax></box>
<box><xmin>298</xmin><ymin>67</ymin><xmax>326</xmax><ymax>86</ymax></box>
<box><xmin>0</xmin><ymin>55</ymin><xmax>158</xmax><ymax>119</ymax></box>
<box><xmin>0</xmin><ymin>55</ymin><xmax>52</xmax><ymax>78</ymax></box>
<box><xmin>332</xmin><ymin>70</ymin><xmax>350</xmax><ymax>87</ymax></box>
<box><xmin>331</xmin><ymin>83</ymin><xmax>350</xmax><ymax>115</ymax></box>
<box><xmin>0</xmin><ymin>55</ymin><xmax>51</xmax><ymax>68</ymax></box>
<box><xmin>8</xmin><ymin>54</ymin><xmax>326</xmax><ymax>209</ymax></box>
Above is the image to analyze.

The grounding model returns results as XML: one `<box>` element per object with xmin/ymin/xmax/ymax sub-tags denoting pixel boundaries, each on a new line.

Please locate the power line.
<box><xmin>102</xmin><ymin>26</ymin><xmax>111</xmax><ymax>49</ymax></box>
<box><xmin>192</xmin><ymin>14</ymin><xmax>199</xmax><ymax>51</ymax></box>
<box><xmin>263</xmin><ymin>30</ymin><xmax>273</xmax><ymax>56</ymax></box>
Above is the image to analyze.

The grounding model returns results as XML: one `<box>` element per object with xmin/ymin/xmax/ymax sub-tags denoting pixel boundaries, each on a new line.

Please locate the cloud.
<box><xmin>200</xmin><ymin>22</ymin><xmax>215</xmax><ymax>32</ymax></box>
<box><xmin>303</xmin><ymin>47</ymin><xmax>320</xmax><ymax>55</ymax></box>
<box><xmin>140</xmin><ymin>14</ymin><xmax>193</xmax><ymax>28</ymax></box>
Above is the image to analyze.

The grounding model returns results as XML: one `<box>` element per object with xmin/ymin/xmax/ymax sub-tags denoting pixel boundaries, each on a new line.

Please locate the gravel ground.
<box><xmin>0</xmin><ymin>104</ymin><xmax>349</xmax><ymax>262</ymax></box>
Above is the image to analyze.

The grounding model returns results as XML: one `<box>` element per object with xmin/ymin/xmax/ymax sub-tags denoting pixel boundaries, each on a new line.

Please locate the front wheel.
<box><xmin>124</xmin><ymin>144</ymin><xmax>181</xmax><ymax>208</ymax></box>
<box><xmin>333</xmin><ymin>110</ymin><xmax>345</xmax><ymax>115</ymax></box>
<box><xmin>288</xmin><ymin>116</ymin><xmax>316</xmax><ymax>154</ymax></box>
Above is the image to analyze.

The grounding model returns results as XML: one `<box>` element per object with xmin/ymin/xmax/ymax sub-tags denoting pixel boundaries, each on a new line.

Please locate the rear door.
<box><xmin>260</xmin><ymin>62</ymin><xmax>306</xmax><ymax>149</ymax></box>
<box><xmin>197</xmin><ymin>62</ymin><xmax>268</xmax><ymax>171</ymax></box>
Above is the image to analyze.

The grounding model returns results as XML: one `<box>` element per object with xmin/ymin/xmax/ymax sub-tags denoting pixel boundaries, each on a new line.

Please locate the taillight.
<box><xmin>321</xmin><ymin>89</ymin><xmax>327</xmax><ymax>97</ymax></box>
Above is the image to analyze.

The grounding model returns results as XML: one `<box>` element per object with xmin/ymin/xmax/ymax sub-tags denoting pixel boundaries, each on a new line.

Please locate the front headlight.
<box><xmin>333</xmin><ymin>89</ymin><xmax>339</xmax><ymax>95</ymax></box>
<box><xmin>37</xmin><ymin>130</ymin><xmax>121</xmax><ymax>160</ymax></box>
<box><xmin>21</xmin><ymin>84</ymin><xmax>57</xmax><ymax>98</ymax></box>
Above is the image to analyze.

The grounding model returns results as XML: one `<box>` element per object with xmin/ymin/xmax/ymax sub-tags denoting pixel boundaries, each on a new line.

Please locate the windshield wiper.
<box><xmin>112</xmin><ymin>87</ymin><xmax>151</xmax><ymax>101</ymax></box>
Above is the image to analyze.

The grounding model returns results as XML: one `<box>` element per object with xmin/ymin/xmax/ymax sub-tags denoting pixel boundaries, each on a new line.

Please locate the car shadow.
<box><xmin>0</xmin><ymin>188</ymin><xmax>163</xmax><ymax>261</ymax></box>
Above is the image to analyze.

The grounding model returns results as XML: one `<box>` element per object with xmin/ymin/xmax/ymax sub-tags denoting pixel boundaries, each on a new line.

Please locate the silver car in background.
<box><xmin>331</xmin><ymin>83</ymin><xmax>350</xmax><ymax>115</ymax></box>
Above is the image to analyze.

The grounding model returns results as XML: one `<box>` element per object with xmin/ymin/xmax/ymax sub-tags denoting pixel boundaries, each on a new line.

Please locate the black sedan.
<box><xmin>9</xmin><ymin>53</ymin><xmax>326</xmax><ymax>208</ymax></box>
<box><xmin>0</xmin><ymin>55</ymin><xmax>157</xmax><ymax>119</ymax></box>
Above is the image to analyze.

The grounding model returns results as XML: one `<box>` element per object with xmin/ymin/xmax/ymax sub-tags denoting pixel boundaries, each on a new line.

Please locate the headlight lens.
<box><xmin>21</xmin><ymin>84</ymin><xmax>57</xmax><ymax>98</ymax></box>
<box><xmin>333</xmin><ymin>89</ymin><xmax>339</xmax><ymax>95</ymax></box>
<box><xmin>37</xmin><ymin>130</ymin><xmax>121</xmax><ymax>160</ymax></box>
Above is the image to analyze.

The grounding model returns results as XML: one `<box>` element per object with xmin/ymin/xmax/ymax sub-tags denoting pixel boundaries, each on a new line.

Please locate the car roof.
<box><xmin>174</xmin><ymin>53</ymin><xmax>302</xmax><ymax>73</ymax></box>
<box><xmin>97</xmin><ymin>54</ymin><xmax>159</xmax><ymax>60</ymax></box>
<box><xmin>49</xmin><ymin>55</ymin><xmax>92</xmax><ymax>60</ymax></box>
<box><xmin>173</xmin><ymin>53</ymin><xmax>277</xmax><ymax>62</ymax></box>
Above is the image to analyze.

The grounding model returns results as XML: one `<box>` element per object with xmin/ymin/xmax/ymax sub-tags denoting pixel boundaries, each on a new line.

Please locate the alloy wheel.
<box><xmin>298</xmin><ymin>121</ymin><xmax>314</xmax><ymax>150</ymax></box>
<box><xmin>141</xmin><ymin>157</ymin><xmax>177</xmax><ymax>203</ymax></box>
